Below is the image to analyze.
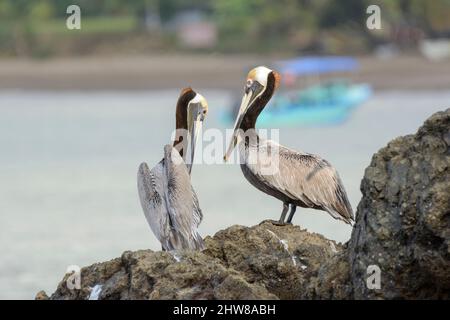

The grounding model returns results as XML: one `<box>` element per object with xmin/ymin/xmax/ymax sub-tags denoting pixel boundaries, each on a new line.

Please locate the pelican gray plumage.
<box><xmin>224</xmin><ymin>66</ymin><xmax>354</xmax><ymax>225</ymax></box>
<box><xmin>137</xmin><ymin>88</ymin><xmax>208</xmax><ymax>251</ymax></box>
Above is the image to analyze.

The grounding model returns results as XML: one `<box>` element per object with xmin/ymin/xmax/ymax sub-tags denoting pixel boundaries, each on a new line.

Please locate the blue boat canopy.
<box><xmin>276</xmin><ymin>56</ymin><xmax>359</xmax><ymax>76</ymax></box>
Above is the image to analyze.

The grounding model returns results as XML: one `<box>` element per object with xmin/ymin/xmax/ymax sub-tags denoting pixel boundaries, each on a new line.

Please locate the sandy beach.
<box><xmin>0</xmin><ymin>55</ymin><xmax>449</xmax><ymax>91</ymax></box>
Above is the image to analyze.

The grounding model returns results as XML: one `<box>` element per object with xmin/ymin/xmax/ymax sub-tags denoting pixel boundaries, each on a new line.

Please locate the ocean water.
<box><xmin>0</xmin><ymin>89</ymin><xmax>448</xmax><ymax>299</ymax></box>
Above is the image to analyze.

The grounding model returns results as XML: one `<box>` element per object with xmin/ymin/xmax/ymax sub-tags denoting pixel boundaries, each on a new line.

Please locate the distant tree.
<box><xmin>0</xmin><ymin>0</ymin><xmax>13</xmax><ymax>19</ymax></box>
<box><xmin>213</xmin><ymin>0</ymin><xmax>330</xmax><ymax>51</ymax></box>
<box><xmin>30</xmin><ymin>0</ymin><xmax>55</xmax><ymax>20</ymax></box>
<box><xmin>319</xmin><ymin>0</ymin><xmax>368</xmax><ymax>28</ymax></box>
<box><xmin>423</xmin><ymin>0</ymin><xmax>450</xmax><ymax>36</ymax></box>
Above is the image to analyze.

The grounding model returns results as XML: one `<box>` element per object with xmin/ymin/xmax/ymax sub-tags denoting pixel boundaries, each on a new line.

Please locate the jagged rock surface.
<box><xmin>349</xmin><ymin>108</ymin><xmax>450</xmax><ymax>299</ymax></box>
<box><xmin>48</xmin><ymin>222</ymin><xmax>341</xmax><ymax>300</ymax></box>
<box><xmin>42</xmin><ymin>109</ymin><xmax>450</xmax><ymax>300</ymax></box>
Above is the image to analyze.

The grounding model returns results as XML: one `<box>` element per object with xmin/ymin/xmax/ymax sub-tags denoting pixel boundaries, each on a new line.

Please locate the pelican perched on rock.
<box><xmin>224</xmin><ymin>67</ymin><xmax>354</xmax><ymax>225</ymax></box>
<box><xmin>138</xmin><ymin>88</ymin><xmax>208</xmax><ymax>251</ymax></box>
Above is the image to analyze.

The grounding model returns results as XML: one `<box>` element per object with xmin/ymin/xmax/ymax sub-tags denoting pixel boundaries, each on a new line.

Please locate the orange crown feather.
<box><xmin>273</xmin><ymin>71</ymin><xmax>281</xmax><ymax>90</ymax></box>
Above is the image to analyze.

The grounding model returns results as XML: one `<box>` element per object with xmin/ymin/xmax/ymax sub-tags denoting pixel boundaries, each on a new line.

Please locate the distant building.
<box><xmin>170</xmin><ymin>10</ymin><xmax>217</xmax><ymax>49</ymax></box>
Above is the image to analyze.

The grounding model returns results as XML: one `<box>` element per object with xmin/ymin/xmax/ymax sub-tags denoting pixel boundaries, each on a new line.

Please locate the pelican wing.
<box><xmin>246</xmin><ymin>141</ymin><xmax>354</xmax><ymax>223</ymax></box>
<box><xmin>138</xmin><ymin>145</ymin><xmax>205</xmax><ymax>251</ymax></box>
<box><xmin>192</xmin><ymin>187</ymin><xmax>203</xmax><ymax>227</ymax></box>
<box><xmin>163</xmin><ymin>145</ymin><xmax>203</xmax><ymax>249</ymax></box>
<box><xmin>137</xmin><ymin>161</ymin><xmax>172</xmax><ymax>246</ymax></box>
<box><xmin>190</xmin><ymin>187</ymin><xmax>205</xmax><ymax>250</ymax></box>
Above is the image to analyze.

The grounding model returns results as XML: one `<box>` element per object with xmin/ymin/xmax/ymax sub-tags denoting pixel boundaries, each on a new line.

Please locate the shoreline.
<box><xmin>0</xmin><ymin>55</ymin><xmax>449</xmax><ymax>91</ymax></box>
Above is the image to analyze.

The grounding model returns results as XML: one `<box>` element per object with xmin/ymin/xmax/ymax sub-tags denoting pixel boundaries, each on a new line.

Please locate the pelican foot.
<box><xmin>267</xmin><ymin>219</ymin><xmax>292</xmax><ymax>226</ymax></box>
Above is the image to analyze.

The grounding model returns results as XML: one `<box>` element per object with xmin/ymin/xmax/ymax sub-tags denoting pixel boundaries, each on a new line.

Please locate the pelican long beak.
<box><xmin>189</xmin><ymin>118</ymin><xmax>202</xmax><ymax>174</ymax></box>
<box><xmin>187</xmin><ymin>104</ymin><xmax>204</xmax><ymax>174</ymax></box>
<box><xmin>223</xmin><ymin>92</ymin><xmax>252</xmax><ymax>162</ymax></box>
<box><xmin>224</xmin><ymin>79</ymin><xmax>265</xmax><ymax>162</ymax></box>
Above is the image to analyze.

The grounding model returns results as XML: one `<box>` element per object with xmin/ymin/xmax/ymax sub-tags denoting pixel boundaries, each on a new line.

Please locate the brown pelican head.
<box><xmin>224</xmin><ymin>66</ymin><xmax>280</xmax><ymax>162</ymax></box>
<box><xmin>174</xmin><ymin>88</ymin><xmax>208</xmax><ymax>173</ymax></box>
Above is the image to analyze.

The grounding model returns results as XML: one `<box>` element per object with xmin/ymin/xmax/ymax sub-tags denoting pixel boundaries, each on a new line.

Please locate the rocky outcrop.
<box><xmin>48</xmin><ymin>222</ymin><xmax>342</xmax><ymax>300</ymax></box>
<box><xmin>41</xmin><ymin>109</ymin><xmax>449</xmax><ymax>300</ymax></box>
<box><xmin>348</xmin><ymin>108</ymin><xmax>450</xmax><ymax>299</ymax></box>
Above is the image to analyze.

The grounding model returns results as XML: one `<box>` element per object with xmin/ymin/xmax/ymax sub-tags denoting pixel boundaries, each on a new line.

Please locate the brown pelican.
<box><xmin>137</xmin><ymin>88</ymin><xmax>208</xmax><ymax>251</ymax></box>
<box><xmin>224</xmin><ymin>66</ymin><xmax>354</xmax><ymax>225</ymax></box>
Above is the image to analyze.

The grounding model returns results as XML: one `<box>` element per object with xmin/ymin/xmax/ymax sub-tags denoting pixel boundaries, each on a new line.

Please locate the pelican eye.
<box><xmin>246</xmin><ymin>79</ymin><xmax>253</xmax><ymax>88</ymax></box>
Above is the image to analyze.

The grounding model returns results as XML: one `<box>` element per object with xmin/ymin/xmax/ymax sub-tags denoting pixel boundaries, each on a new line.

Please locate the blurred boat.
<box><xmin>221</xmin><ymin>56</ymin><xmax>372</xmax><ymax>127</ymax></box>
<box><xmin>257</xmin><ymin>80</ymin><xmax>372</xmax><ymax>126</ymax></box>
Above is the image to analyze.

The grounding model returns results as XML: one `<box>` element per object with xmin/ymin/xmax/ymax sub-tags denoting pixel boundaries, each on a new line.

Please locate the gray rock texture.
<box><xmin>349</xmin><ymin>108</ymin><xmax>450</xmax><ymax>299</ymax></box>
<box><xmin>48</xmin><ymin>222</ymin><xmax>341</xmax><ymax>300</ymax></box>
<box><xmin>41</xmin><ymin>109</ymin><xmax>449</xmax><ymax>300</ymax></box>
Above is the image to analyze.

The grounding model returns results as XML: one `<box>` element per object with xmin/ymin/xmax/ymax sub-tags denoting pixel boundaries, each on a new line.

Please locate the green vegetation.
<box><xmin>31</xmin><ymin>16</ymin><xmax>138</xmax><ymax>35</ymax></box>
<box><xmin>0</xmin><ymin>0</ymin><xmax>448</xmax><ymax>56</ymax></box>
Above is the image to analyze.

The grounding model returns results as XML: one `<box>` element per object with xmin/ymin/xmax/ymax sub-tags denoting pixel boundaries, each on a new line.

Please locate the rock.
<box><xmin>305</xmin><ymin>252</ymin><xmax>352</xmax><ymax>299</ymax></box>
<box><xmin>49</xmin><ymin>221</ymin><xmax>340</xmax><ymax>300</ymax></box>
<box><xmin>35</xmin><ymin>290</ymin><xmax>49</xmax><ymax>300</ymax></box>
<box><xmin>43</xmin><ymin>109</ymin><xmax>449</xmax><ymax>300</ymax></box>
<box><xmin>203</xmin><ymin>222</ymin><xmax>342</xmax><ymax>299</ymax></box>
<box><xmin>348</xmin><ymin>108</ymin><xmax>450</xmax><ymax>299</ymax></box>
